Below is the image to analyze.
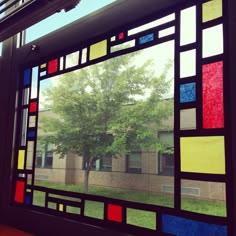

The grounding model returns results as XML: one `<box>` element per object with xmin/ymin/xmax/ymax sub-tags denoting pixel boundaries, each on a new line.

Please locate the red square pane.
<box><xmin>14</xmin><ymin>181</ymin><xmax>25</xmax><ymax>203</ymax></box>
<box><xmin>202</xmin><ymin>61</ymin><xmax>224</xmax><ymax>129</ymax></box>
<box><xmin>118</xmin><ymin>32</ymin><xmax>124</xmax><ymax>40</ymax></box>
<box><xmin>48</xmin><ymin>59</ymin><xmax>58</xmax><ymax>74</ymax></box>
<box><xmin>29</xmin><ymin>101</ymin><xmax>37</xmax><ymax>113</ymax></box>
<box><xmin>107</xmin><ymin>204</ymin><xmax>122</xmax><ymax>222</ymax></box>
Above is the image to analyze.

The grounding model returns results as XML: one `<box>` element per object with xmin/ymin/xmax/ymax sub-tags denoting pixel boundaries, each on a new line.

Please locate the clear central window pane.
<box><xmin>35</xmin><ymin>41</ymin><xmax>175</xmax><ymax>209</ymax></box>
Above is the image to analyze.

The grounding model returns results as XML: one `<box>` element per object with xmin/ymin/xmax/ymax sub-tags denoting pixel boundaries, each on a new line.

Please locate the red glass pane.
<box><xmin>48</xmin><ymin>59</ymin><xmax>58</xmax><ymax>74</ymax></box>
<box><xmin>118</xmin><ymin>32</ymin><xmax>124</xmax><ymax>40</ymax></box>
<box><xmin>14</xmin><ymin>181</ymin><xmax>25</xmax><ymax>203</ymax></box>
<box><xmin>107</xmin><ymin>204</ymin><xmax>122</xmax><ymax>222</ymax></box>
<box><xmin>202</xmin><ymin>61</ymin><xmax>224</xmax><ymax>128</ymax></box>
<box><xmin>29</xmin><ymin>101</ymin><xmax>37</xmax><ymax>113</ymax></box>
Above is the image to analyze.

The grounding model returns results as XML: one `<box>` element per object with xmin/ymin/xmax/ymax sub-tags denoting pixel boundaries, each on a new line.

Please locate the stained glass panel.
<box><xmin>81</xmin><ymin>48</ymin><xmax>87</xmax><ymax>64</ymax></box>
<box><xmin>127</xmin><ymin>209</ymin><xmax>156</xmax><ymax>230</ymax></box>
<box><xmin>162</xmin><ymin>214</ymin><xmax>227</xmax><ymax>235</ymax></box>
<box><xmin>180</xmin><ymin>108</ymin><xmax>196</xmax><ymax>130</ymax></box>
<box><xmin>89</xmin><ymin>40</ymin><xmax>107</xmax><ymax>60</ymax></box>
<box><xmin>118</xmin><ymin>32</ymin><xmax>124</xmax><ymax>40</ymax></box>
<box><xmin>180</xmin><ymin>49</ymin><xmax>196</xmax><ymax>78</ymax></box>
<box><xmin>180</xmin><ymin>6</ymin><xmax>196</xmax><ymax>46</ymax></box>
<box><xmin>48</xmin><ymin>59</ymin><xmax>58</xmax><ymax>74</ymax></box>
<box><xmin>202</xmin><ymin>61</ymin><xmax>224</xmax><ymax>129</ymax></box>
<box><xmin>31</xmin><ymin>67</ymin><xmax>38</xmax><ymax>99</ymax></box>
<box><xmin>111</xmin><ymin>40</ymin><xmax>135</xmax><ymax>53</ymax></box>
<box><xmin>23</xmin><ymin>69</ymin><xmax>31</xmax><ymax>86</ymax></box>
<box><xmin>128</xmin><ymin>13</ymin><xmax>175</xmax><ymax>36</ymax></box>
<box><xmin>159</xmin><ymin>27</ymin><xmax>175</xmax><ymax>38</ymax></box>
<box><xmin>29</xmin><ymin>101</ymin><xmax>37</xmax><ymax>113</ymax></box>
<box><xmin>107</xmin><ymin>204</ymin><xmax>122</xmax><ymax>222</ymax></box>
<box><xmin>65</xmin><ymin>51</ymin><xmax>79</xmax><ymax>69</ymax></box>
<box><xmin>139</xmin><ymin>33</ymin><xmax>154</xmax><ymax>44</ymax></box>
<box><xmin>202</xmin><ymin>0</ymin><xmax>222</xmax><ymax>23</ymax></box>
<box><xmin>14</xmin><ymin>181</ymin><xmax>25</xmax><ymax>203</ymax></box>
<box><xmin>27</xmin><ymin>129</ymin><xmax>36</xmax><ymax>139</ymax></box>
<box><xmin>180</xmin><ymin>83</ymin><xmax>196</xmax><ymax>103</ymax></box>
<box><xmin>26</xmin><ymin>141</ymin><xmax>34</xmax><ymax>170</ymax></box>
<box><xmin>84</xmin><ymin>201</ymin><xmax>104</xmax><ymax>219</ymax></box>
<box><xmin>180</xmin><ymin>136</ymin><xmax>225</xmax><ymax>174</ymax></box>
<box><xmin>17</xmin><ymin>150</ymin><xmax>25</xmax><ymax>170</ymax></box>
<box><xmin>203</xmin><ymin>24</ymin><xmax>223</xmax><ymax>58</ymax></box>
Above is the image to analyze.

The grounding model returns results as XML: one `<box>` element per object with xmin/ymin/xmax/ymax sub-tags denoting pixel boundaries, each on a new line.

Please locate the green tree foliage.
<box><xmin>39</xmin><ymin>50</ymin><xmax>173</xmax><ymax>193</ymax></box>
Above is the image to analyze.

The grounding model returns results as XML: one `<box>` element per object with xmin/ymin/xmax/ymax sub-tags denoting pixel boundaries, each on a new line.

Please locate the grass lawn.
<box><xmin>33</xmin><ymin>181</ymin><xmax>226</xmax><ymax>230</ymax></box>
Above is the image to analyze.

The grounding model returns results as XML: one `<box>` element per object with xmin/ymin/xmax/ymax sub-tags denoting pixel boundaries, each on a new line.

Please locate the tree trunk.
<box><xmin>83</xmin><ymin>168</ymin><xmax>90</xmax><ymax>194</ymax></box>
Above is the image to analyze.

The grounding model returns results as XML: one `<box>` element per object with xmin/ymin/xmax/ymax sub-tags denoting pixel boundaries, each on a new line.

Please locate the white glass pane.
<box><xmin>65</xmin><ymin>51</ymin><xmax>79</xmax><ymax>69</ymax></box>
<box><xmin>159</xmin><ymin>27</ymin><xmax>175</xmax><ymax>38</ymax></box>
<box><xmin>31</xmin><ymin>67</ymin><xmax>39</xmax><ymax>99</ymax></box>
<box><xmin>180</xmin><ymin>49</ymin><xmax>196</xmax><ymax>78</ymax></box>
<box><xmin>203</xmin><ymin>24</ymin><xmax>223</xmax><ymax>58</ymax></box>
<box><xmin>128</xmin><ymin>13</ymin><xmax>175</xmax><ymax>36</ymax></box>
<box><xmin>180</xmin><ymin>6</ymin><xmax>196</xmax><ymax>46</ymax></box>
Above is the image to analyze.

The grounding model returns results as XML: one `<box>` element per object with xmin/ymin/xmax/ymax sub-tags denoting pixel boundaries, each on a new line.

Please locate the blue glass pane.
<box><xmin>162</xmin><ymin>214</ymin><xmax>227</xmax><ymax>236</ymax></box>
<box><xmin>25</xmin><ymin>194</ymin><xmax>31</xmax><ymax>205</ymax></box>
<box><xmin>180</xmin><ymin>82</ymin><xmax>196</xmax><ymax>103</ymax></box>
<box><xmin>139</xmin><ymin>33</ymin><xmax>154</xmax><ymax>44</ymax></box>
<box><xmin>23</xmin><ymin>69</ymin><xmax>31</xmax><ymax>86</ymax></box>
<box><xmin>28</xmin><ymin>129</ymin><xmax>36</xmax><ymax>138</ymax></box>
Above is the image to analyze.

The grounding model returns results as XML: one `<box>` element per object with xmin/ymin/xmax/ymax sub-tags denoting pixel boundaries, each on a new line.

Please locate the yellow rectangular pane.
<box><xmin>202</xmin><ymin>0</ymin><xmax>222</xmax><ymax>23</ymax></box>
<box><xmin>40</xmin><ymin>63</ymin><xmax>46</xmax><ymax>69</ymax></box>
<box><xmin>89</xmin><ymin>40</ymin><xmax>107</xmax><ymax>60</ymax></box>
<box><xmin>59</xmin><ymin>204</ymin><xmax>63</xmax><ymax>211</ymax></box>
<box><xmin>180</xmin><ymin>136</ymin><xmax>225</xmax><ymax>174</ymax></box>
<box><xmin>18</xmin><ymin>150</ymin><xmax>25</xmax><ymax>169</ymax></box>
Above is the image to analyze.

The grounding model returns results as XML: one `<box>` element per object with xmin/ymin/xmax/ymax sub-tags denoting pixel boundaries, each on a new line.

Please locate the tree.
<box><xmin>39</xmin><ymin>50</ymin><xmax>173</xmax><ymax>193</ymax></box>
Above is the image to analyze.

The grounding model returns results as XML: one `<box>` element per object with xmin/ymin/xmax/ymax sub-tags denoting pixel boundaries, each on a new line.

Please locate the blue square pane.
<box><xmin>27</xmin><ymin>129</ymin><xmax>36</xmax><ymax>138</ymax></box>
<box><xmin>180</xmin><ymin>82</ymin><xmax>196</xmax><ymax>103</ymax></box>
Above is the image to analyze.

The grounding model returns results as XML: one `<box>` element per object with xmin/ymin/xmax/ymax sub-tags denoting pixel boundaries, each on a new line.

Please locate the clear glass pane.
<box><xmin>181</xmin><ymin>179</ymin><xmax>226</xmax><ymax>216</ymax></box>
<box><xmin>34</xmin><ymin>41</ymin><xmax>175</xmax><ymax>209</ymax></box>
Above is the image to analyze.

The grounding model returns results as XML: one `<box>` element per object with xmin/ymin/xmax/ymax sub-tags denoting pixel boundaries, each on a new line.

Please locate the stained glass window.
<box><xmin>13</xmin><ymin>1</ymin><xmax>228</xmax><ymax>235</ymax></box>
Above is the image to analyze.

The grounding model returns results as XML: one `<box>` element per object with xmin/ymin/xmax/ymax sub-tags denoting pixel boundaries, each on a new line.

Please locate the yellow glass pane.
<box><xmin>18</xmin><ymin>150</ymin><xmax>25</xmax><ymax>169</ymax></box>
<box><xmin>89</xmin><ymin>40</ymin><xmax>107</xmax><ymax>60</ymax></box>
<box><xmin>180</xmin><ymin>136</ymin><xmax>225</xmax><ymax>174</ymax></box>
<box><xmin>202</xmin><ymin>0</ymin><xmax>222</xmax><ymax>23</ymax></box>
<box><xmin>40</xmin><ymin>63</ymin><xmax>46</xmax><ymax>69</ymax></box>
<box><xmin>59</xmin><ymin>204</ymin><xmax>63</xmax><ymax>211</ymax></box>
